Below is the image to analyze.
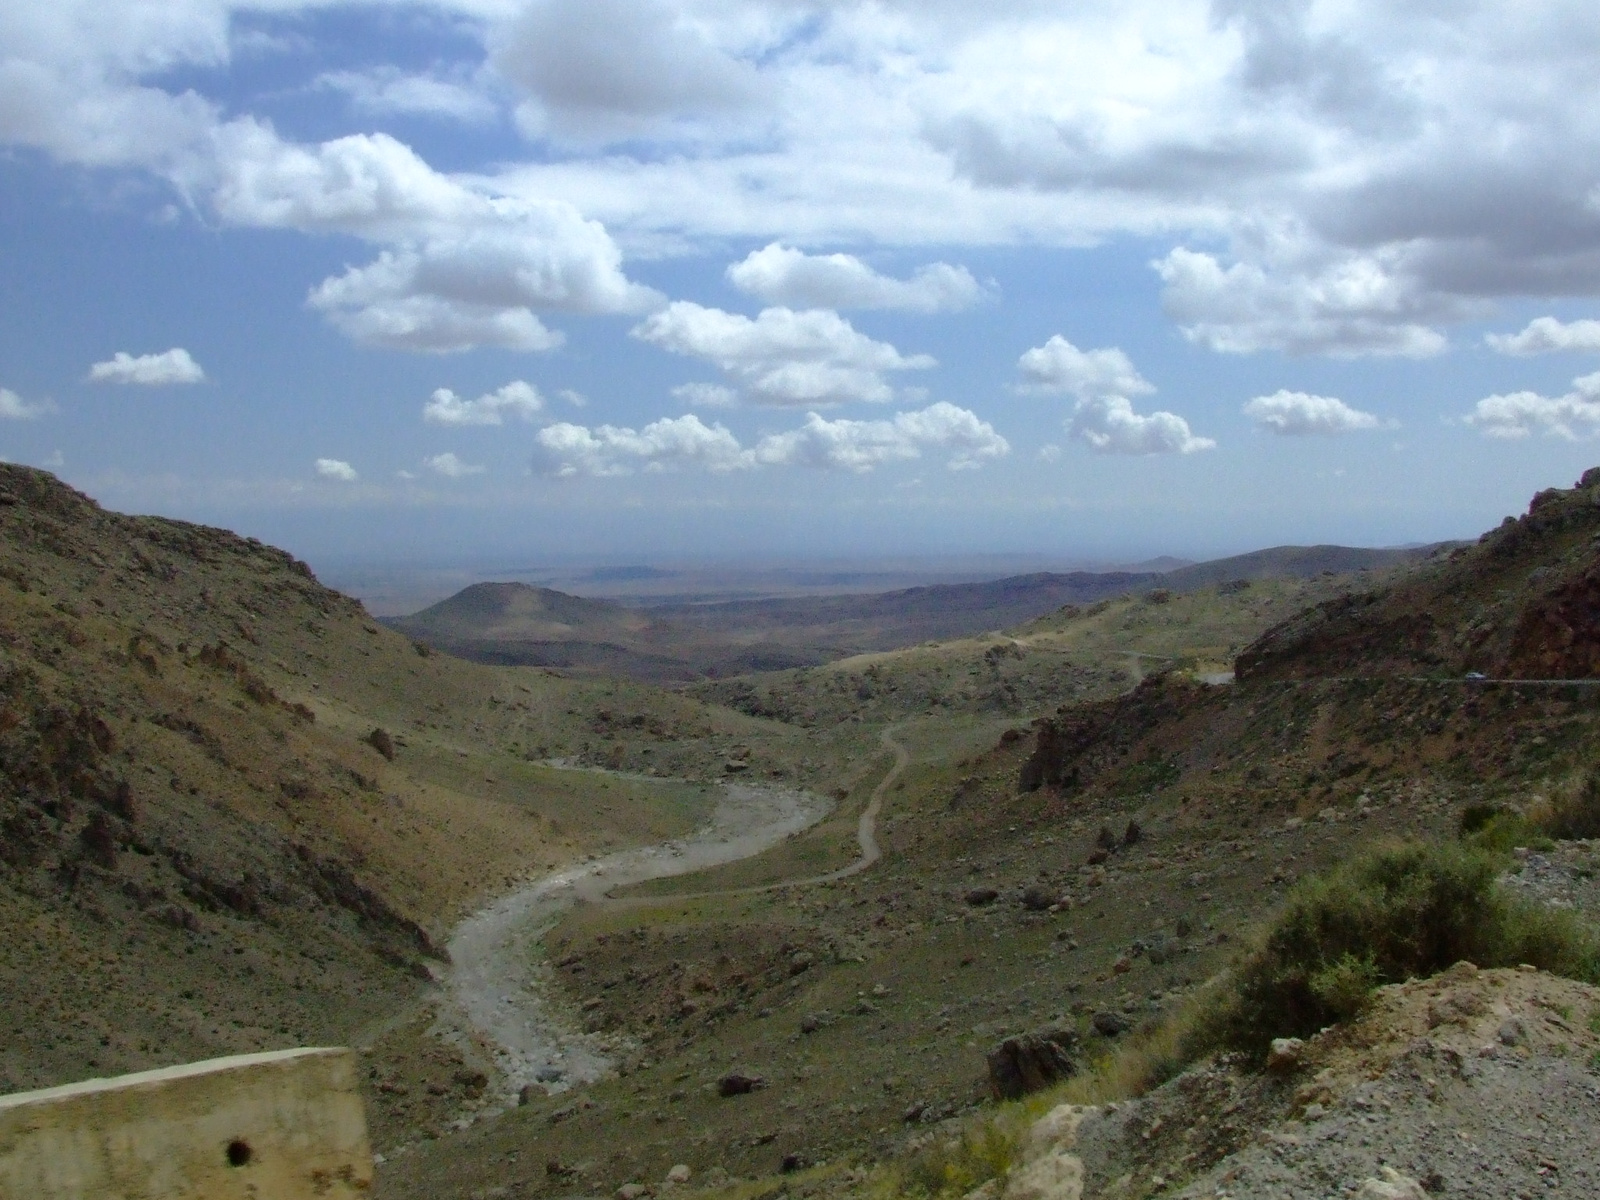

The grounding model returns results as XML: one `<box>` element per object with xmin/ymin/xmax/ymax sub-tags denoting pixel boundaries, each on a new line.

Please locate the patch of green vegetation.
<box><xmin>1462</xmin><ymin>809</ymin><xmax>1555</xmax><ymax>855</ymax></box>
<box><xmin>1119</xmin><ymin>751</ymin><xmax>1181</xmax><ymax>792</ymax></box>
<box><xmin>1189</xmin><ymin>841</ymin><xmax>1600</xmax><ymax>1060</ymax></box>
<box><xmin>1546</xmin><ymin>771</ymin><xmax>1600</xmax><ymax>840</ymax></box>
<box><xmin>869</xmin><ymin>1110</ymin><xmax>1024</xmax><ymax>1200</ymax></box>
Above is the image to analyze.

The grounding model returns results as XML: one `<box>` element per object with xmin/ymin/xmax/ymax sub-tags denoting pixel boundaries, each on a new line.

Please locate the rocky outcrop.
<box><xmin>986</xmin><ymin>1027</ymin><xmax>1079</xmax><ymax>1099</ymax></box>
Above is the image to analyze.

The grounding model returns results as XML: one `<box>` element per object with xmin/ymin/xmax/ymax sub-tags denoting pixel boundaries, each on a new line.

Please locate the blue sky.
<box><xmin>4</xmin><ymin>1</ymin><xmax>1600</xmax><ymax>572</ymax></box>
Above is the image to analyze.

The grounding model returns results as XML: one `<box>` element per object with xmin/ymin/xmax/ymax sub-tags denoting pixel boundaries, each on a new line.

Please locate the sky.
<box><xmin>5</xmin><ymin>1</ymin><xmax>1600</xmax><ymax>573</ymax></box>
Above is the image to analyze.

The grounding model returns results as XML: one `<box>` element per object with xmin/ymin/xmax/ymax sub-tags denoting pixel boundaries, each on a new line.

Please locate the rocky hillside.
<box><xmin>1239</xmin><ymin>469</ymin><xmax>1600</xmax><ymax>682</ymax></box>
<box><xmin>0</xmin><ymin>465</ymin><xmax>781</xmax><ymax>1098</ymax></box>
<box><xmin>999</xmin><ymin>963</ymin><xmax>1600</xmax><ymax>1200</ymax></box>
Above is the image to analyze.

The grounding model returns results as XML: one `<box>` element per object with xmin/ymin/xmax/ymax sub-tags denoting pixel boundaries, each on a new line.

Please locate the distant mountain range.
<box><xmin>386</xmin><ymin>543</ymin><xmax>1448</xmax><ymax>682</ymax></box>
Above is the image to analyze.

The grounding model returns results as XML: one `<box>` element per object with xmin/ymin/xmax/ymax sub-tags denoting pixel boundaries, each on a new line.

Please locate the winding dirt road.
<box><xmin>447</xmin><ymin>731</ymin><xmax>906</xmax><ymax>1100</ymax></box>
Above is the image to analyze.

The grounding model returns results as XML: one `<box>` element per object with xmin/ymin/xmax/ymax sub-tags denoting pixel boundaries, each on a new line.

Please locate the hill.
<box><xmin>388</xmin><ymin>545</ymin><xmax>1441</xmax><ymax>684</ymax></box>
<box><xmin>0</xmin><ymin>465</ymin><xmax>797</xmax><ymax>1105</ymax></box>
<box><xmin>382</xmin><ymin>582</ymin><xmax>823</xmax><ymax>681</ymax></box>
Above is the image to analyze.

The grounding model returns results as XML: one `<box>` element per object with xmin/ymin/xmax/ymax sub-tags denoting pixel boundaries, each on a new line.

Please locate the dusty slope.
<box><xmin>0</xmin><ymin>465</ymin><xmax>790</xmax><ymax>1099</ymax></box>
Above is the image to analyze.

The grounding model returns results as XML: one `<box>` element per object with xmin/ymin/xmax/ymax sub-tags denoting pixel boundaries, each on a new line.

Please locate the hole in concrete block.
<box><xmin>226</xmin><ymin>1139</ymin><xmax>253</xmax><ymax>1168</ymax></box>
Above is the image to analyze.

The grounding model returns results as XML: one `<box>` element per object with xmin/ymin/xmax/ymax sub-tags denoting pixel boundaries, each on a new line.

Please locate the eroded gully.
<box><xmin>447</xmin><ymin>730</ymin><xmax>905</xmax><ymax>1101</ymax></box>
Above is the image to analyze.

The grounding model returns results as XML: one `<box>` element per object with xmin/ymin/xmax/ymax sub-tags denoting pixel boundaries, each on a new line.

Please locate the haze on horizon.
<box><xmin>5</xmin><ymin>1</ymin><xmax>1600</xmax><ymax>572</ymax></box>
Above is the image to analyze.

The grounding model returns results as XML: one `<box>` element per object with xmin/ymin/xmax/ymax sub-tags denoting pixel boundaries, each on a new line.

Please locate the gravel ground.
<box><xmin>1061</xmin><ymin>965</ymin><xmax>1600</xmax><ymax>1200</ymax></box>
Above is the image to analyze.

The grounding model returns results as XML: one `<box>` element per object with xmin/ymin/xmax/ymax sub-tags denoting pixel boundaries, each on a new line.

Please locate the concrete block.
<box><xmin>0</xmin><ymin>1046</ymin><xmax>371</xmax><ymax>1199</ymax></box>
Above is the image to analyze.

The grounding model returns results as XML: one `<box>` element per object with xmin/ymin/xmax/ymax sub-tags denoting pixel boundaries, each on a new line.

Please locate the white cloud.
<box><xmin>1468</xmin><ymin>372</ymin><xmax>1600</xmax><ymax>440</ymax></box>
<box><xmin>535</xmin><ymin>401</ymin><xmax>1007</xmax><ymax>476</ymax></box>
<box><xmin>1016</xmin><ymin>336</ymin><xmax>1154</xmax><ymax>399</ymax></box>
<box><xmin>314</xmin><ymin>67</ymin><xmax>498</xmax><ymax>125</ymax></box>
<box><xmin>424</xmin><ymin>380</ymin><xmax>544</xmax><ymax>426</ymax></box>
<box><xmin>1069</xmin><ymin>396</ymin><xmax>1215</xmax><ymax>456</ymax></box>
<box><xmin>1243</xmin><ymin>390</ymin><xmax>1384</xmax><ymax>436</ymax></box>
<box><xmin>490</xmin><ymin>0</ymin><xmax>766</xmax><ymax>143</ymax></box>
<box><xmin>671</xmin><ymin>381</ymin><xmax>739</xmax><ymax>408</ymax></box>
<box><xmin>632</xmin><ymin>302</ymin><xmax>934</xmax><ymax>406</ymax></box>
<box><xmin>1154</xmin><ymin>247</ymin><xmax>1449</xmax><ymax>358</ymax></box>
<box><xmin>558</xmin><ymin>388</ymin><xmax>588</xmax><ymax>407</ymax></box>
<box><xmin>727</xmin><ymin>244</ymin><xmax>986</xmax><ymax>313</ymax></box>
<box><xmin>1486</xmin><ymin>317</ymin><xmax>1600</xmax><ymax>356</ymax></box>
<box><xmin>536</xmin><ymin>413</ymin><xmax>752</xmax><ymax>477</ymax></box>
<box><xmin>1016</xmin><ymin>334</ymin><xmax>1213</xmax><ymax>456</ymax></box>
<box><xmin>0</xmin><ymin>388</ymin><xmax>55</xmax><ymax>420</ymax></box>
<box><xmin>13</xmin><ymin>2</ymin><xmax>1600</xmax><ymax>363</ymax></box>
<box><xmin>754</xmin><ymin>402</ymin><xmax>1010</xmax><ymax>472</ymax></box>
<box><xmin>425</xmin><ymin>452</ymin><xmax>488</xmax><ymax>477</ymax></box>
<box><xmin>315</xmin><ymin>458</ymin><xmax>359</xmax><ymax>482</ymax></box>
<box><xmin>88</xmin><ymin>348</ymin><xmax>205</xmax><ymax>385</ymax></box>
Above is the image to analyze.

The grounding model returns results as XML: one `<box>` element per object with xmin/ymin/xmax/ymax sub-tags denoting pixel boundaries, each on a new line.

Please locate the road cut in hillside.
<box><xmin>448</xmin><ymin>782</ymin><xmax>832</xmax><ymax>1100</ymax></box>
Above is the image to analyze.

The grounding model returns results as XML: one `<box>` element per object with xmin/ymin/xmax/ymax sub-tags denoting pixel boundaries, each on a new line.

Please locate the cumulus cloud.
<box><xmin>0</xmin><ymin>388</ymin><xmax>55</xmax><ymax>420</ymax></box>
<box><xmin>88</xmin><ymin>348</ymin><xmax>205</xmax><ymax>385</ymax></box>
<box><xmin>1468</xmin><ymin>372</ymin><xmax>1600</xmax><ymax>440</ymax></box>
<box><xmin>424</xmin><ymin>381</ymin><xmax>545</xmax><ymax>425</ymax></box>
<box><xmin>1016</xmin><ymin>336</ymin><xmax>1155</xmax><ymax>399</ymax></box>
<box><xmin>1243</xmin><ymin>390</ymin><xmax>1385</xmax><ymax>436</ymax></box>
<box><xmin>16</xmin><ymin>1</ymin><xmax>1600</xmax><ymax>364</ymax></box>
<box><xmin>1154</xmin><ymin>247</ymin><xmax>1449</xmax><ymax>358</ymax></box>
<box><xmin>1068</xmin><ymin>397</ymin><xmax>1215</xmax><ymax>456</ymax></box>
<box><xmin>425</xmin><ymin>452</ymin><xmax>487</xmax><ymax>477</ymax></box>
<box><xmin>536</xmin><ymin>414</ymin><xmax>752</xmax><ymax>477</ymax></box>
<box><xmin>727</xmin><ymin>244</ymin><xmax>986</xmax><ymax>313</ymax></box>
<box><xmin>1487</xmin><ymin>317</ymin><xmax>1600</xmax><ymax>356</ymax></box>
<box><xmin>754</xmin><ymin>402</ymin><xmax>1010</xmax><ymax>472</ymax></box>
<box><xmin>633</xmin><ymin>302</ymin><xmax>934</xmax><ymax>406</ymax></box>
<box><xmin>1016</xmin><ymin>335</ymin><xmax>1213</xmax><ymax>455</ymax></box>
<box><xmin>535</xmin><ymin>402</ymin><xmax>1007</xmax><ymax>476</ymax></box>
<box><xmin>315</xmin><ymin>458</ymin><xmax>358</xmax><ymax>482</ymax></box>
<box><xmin>491</xmin><ymin>0</ymin><xmax>765</xmax><ymax>143</ymax></box>
<box><xmin>314</xmin><ymin>67</ymin><xmax>498</xmax><ymax>125</ymax></box>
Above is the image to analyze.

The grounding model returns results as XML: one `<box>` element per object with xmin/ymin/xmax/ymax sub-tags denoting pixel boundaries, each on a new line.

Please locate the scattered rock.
<box><xmin>1353</xmin><ymin>1168</ymin><xmax>1429</xmax><ymax>1199</ymax></box>
<box><xmin>616</xmin><ymin>1184</ymin><xmax>649</xmax><ymax>1200</ymax></box>
<box><xmin>987</xmin><ymin>1026</ymin><xmax>1080</xmax><ymax>1099</ymax></box>
<box><xmin>1091</xmin><ymin>1011</ymin><xmax>1130</xmax><ymax>1037</ymax></box>
<box><xmin>363</xmin><ymin>727</ymin><xmax>396</xmax><ymax>761</ymax></box>
<box><xmin>1266</xmin><ymin>1037</ymin><xmax>1305</xmax><ymax>1074</ymax></box>
<box><xmin>665</xmin><ymin>1164</ymin><xmax>691</xmax><ymax>1185</ymax></box>
<box><xmin>1020</xmin><ymin>886</ymin><xmax>1057</xmax><ymax>912</ymax></box>
<box><xmin>965</xmin><ymin>887</ymin><xmax>1000</xmax><ymax>906</ymax></box>
<box><xmin>717</xmin><ymin>1071</ymin><xmax>766</xmax><ymax>1097</ymax></box>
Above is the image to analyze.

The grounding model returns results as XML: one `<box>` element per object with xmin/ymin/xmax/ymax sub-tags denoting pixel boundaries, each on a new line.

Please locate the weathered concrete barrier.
<box><xmin>0</xmin><ymin>1047</ymin><xmax>371</xmax><ymax>1199</ymax></box>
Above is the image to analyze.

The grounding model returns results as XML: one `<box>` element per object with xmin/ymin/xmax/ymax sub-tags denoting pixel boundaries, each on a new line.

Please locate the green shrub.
<box><xmin>1190</xmin><ymin>840</ymin><xmax>1600</xmax><ymax>1060</ymax></box>
<box><xmin>1546</xmin><ymin>773</ymin><xmax>1600</xmax><ymax>840</ymax></box>
<box><xmin>1465</xmin><ymin>810</ymin><xmax>1553</xmax><ymax>855</ymax></box>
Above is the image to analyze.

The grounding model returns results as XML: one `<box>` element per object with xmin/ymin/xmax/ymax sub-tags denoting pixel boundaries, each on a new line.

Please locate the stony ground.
<box><xmin>1062</xmin><ymin>965</ymin><xmax>1600</xmax><ymax>1199</ymax></box>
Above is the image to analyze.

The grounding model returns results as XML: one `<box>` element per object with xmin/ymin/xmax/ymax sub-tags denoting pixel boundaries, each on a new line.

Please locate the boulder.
<box><xmin>1090</xmin><ymin>1011</ymin><xmax>1130</xmax><ymax>1037</ymax></box>
<box><xmin>1020</xmin><ymin>886</ymin><xmax>1057</xmax><ymax>912</ymax></box>
<box><xmin>965</xmin><ymin>887</ymin><xmax>1000</xmax><ymax>906</ymax></box>
<box><xmin>717</xmin><ymin>1071</ymin><xmax>766</xmax><ymax>1097</ymax></box>
<box><xmin>987</xmin><ymin>1027</ymin><xmax>1079</xmax><ymax>1099</ymax></box>
<box><xmin>1266</xmin><ymin>1037</ymin><xmax>1305</xmax><ymax>1074</ymax></box>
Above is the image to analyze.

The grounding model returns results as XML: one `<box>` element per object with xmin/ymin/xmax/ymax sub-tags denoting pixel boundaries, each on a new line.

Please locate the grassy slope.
<box><xmin>0</xmin><ymin>465</ymin><xmax>795</xmax><ymax>1105</ymax></box>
